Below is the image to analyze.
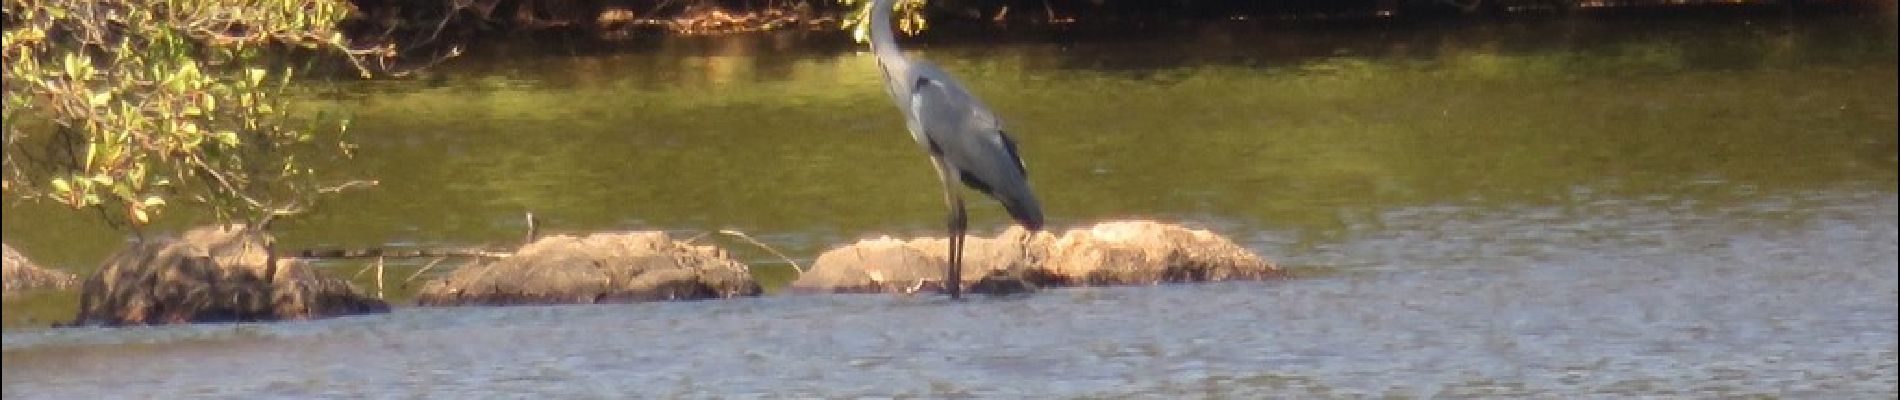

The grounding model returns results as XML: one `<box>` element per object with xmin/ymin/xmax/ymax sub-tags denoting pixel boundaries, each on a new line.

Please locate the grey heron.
<box><xmin>867</xmin><ymin>0</ymin><xmax>1044</xmax><ymax>299</ymax></box>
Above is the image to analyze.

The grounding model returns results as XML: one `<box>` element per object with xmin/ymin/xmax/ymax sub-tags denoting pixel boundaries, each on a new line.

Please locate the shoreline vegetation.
<box><xmin>336</xmin><ymin>0</ymin><xmax>1893</xmax><ymax>62</ymax></box>
<box><xmin>337</xmin><ymin>0</ymin><xmax>1895</xmax><ymax>64</ymax></box>
<box><xmin>347</xmin><ymin>0</ymin><xmax>1889</xmax><ymax>38</ymax></box>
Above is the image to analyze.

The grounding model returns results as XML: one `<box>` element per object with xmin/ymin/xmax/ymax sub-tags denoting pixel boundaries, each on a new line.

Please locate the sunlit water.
<box><xmin>5</xmin><ymin>13</ymin><xmax>1897</xmax><ymax>398</ymax></box>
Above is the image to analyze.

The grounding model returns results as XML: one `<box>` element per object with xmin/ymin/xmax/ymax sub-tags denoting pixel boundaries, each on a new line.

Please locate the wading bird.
<box><xmin>866</xmin><ymin>0</ymin><xmax>1044</xmax><ymax>299</ymax></box>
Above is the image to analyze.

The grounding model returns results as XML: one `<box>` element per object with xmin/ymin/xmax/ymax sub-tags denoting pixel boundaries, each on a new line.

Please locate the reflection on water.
<box><xmin>2</xmin><ymin>12</ymin><xmax>1896</xmax><ymax>398</ymax></box>
<box><xmin>1</xmin><ymin>15</ymin><xmax>1892</xmax><ymax>271</ymax></box>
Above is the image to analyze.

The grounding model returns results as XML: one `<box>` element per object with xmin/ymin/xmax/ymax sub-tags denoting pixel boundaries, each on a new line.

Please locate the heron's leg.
<box><xmin>947</xmin><ymin>196</ymin><xmax>967</xmax><ymax>300</ymax></box>
<box><xmin>929</xmin><ymin>157</ymin><xmax>969</xmax><ymax>299</ymax></box>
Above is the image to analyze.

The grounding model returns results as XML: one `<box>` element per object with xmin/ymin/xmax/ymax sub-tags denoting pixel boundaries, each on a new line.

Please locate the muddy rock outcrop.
<box><xmin>1039</xmin><ymin>220</ymin><xmax>1283</xmax><ymax>285</ymax></box>
<box><xmin>415</xmin><ymin>231</ymin><xmax>762</xmax><ymax>306</ymax></box>
<box><xmin>790</xmin><ymin>220</ymin><xmax>1284</xmax><ymax>294</ymax></box>
<box><xmin>3</xmin><ymin>243</ymin><xmax>78</xmax><ymax>293</ymax></box>
<box><xmin>790</xmin><ymin>236</ymin><xmax>944</xmax><ymax>294</ymax></box>
<box><xmin>788</xmin><ymin>226</ymin><xmax>1053</xmax><ymax>295</ymax></box>
<box><xmin>74</xmin><ymin>225</ymin><xmax>389</xmax><ymax>325</ymax></box>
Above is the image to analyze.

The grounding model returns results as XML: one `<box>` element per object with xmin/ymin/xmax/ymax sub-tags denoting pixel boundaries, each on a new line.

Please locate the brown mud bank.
<box><xmin>71</xmin><ymin>226</ymin><xmax>389</xmax><ymax>326</ymax></box>
<box><xmin>789</xmin><ymin>220</ymin><xmax>1286</xmax><ymax>296</ymax></box>
<box><xmin>10</xmin><ymin>220</ymin><xmax>1282</xmax><ymax>326</ymax></box>
<box><xmin>397</xmin><ymin>219</ymin><xmax>1283</xmax><ymax>303</ymax></box>
<box><xmin>414</xmin><ymin>231</ymin><xmax>763</xmax><ymax>306</ymax></box>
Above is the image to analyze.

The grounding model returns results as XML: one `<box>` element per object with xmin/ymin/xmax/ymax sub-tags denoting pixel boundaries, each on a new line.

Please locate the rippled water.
<box><xmin>5</xmin><ymin>12</ymin><xmax>1898</xmax><ymax>398</ymax></box>
<box><xmin>5</xmin><ymin>191</ymin><xmax>1895</xmax><ymax>398</ymax></box>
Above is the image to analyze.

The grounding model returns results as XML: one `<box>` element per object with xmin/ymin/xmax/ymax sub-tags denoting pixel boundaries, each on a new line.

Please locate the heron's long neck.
<box><xmin>868</xmin><ymin>0</ymin><xmax>908</xmax><ymax>69</ymax></box>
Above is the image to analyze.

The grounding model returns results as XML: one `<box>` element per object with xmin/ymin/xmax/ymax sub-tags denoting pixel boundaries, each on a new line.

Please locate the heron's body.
<box><xmin>869</xmin><ymin>0</ymin><xmax>1044</xmax><ymax>299</ymax></box>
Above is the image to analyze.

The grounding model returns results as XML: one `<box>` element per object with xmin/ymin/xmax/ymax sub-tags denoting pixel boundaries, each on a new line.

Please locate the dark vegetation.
<box><xmin>344</xmin><ymin>0</ymin><xmax>1891</xmax><ymax>43</ymax></box>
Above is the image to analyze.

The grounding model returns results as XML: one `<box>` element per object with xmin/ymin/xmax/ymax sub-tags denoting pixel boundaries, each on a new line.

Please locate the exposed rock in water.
<box><xmin>1039</xmin><ymin>221</ymin><xmax>1283</xmax><ymax>285</ymax></box>
<box><xmin>790</xmin><ymin>220</ymin><xmax>1284</xmax><ymax>295</ymax></box>
<box><xmin>789</xmin><ymin>237</ymin><xmax>944</xmax><ymax>294</ymax></box>
<box><xmin>3</xmin><ymin>243</ymin><xmax>78</xmax><ymax>293</ymax></box>
<box><xmin>415</xmin><ymin>232</ymin><xmax>762</xmax><ymax>306</ymax></box>
<box><xmin>789</xmin><ymin>227</ymin><xmax>1052</xmax><ymax>296</ymax></box>
<box><xmin>74</xmin><ymin>225</ymin><xmax>390</xmax><ymax>325</ymax></box>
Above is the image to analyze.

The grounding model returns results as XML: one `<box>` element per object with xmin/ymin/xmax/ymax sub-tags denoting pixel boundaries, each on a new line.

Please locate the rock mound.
<box><xmin>789</xmin><ymin>226</ymin><xmax>1053</xmax><ymax>295</ymax></box>
<box><xmin>791</xmin><ymin>237</ymin><xmax>943</xmax><ymax>294</ymax></box>
<box><xmin>3</xmin><ymin>243</ymin><xmax>78</xmax><ymax>293</ymax></box>
<box><xmin>1041</xmin><ymin>220</ymin><xmax>1283</xmax><ymax>286</ymax></box>
<box><xmin>74</xmin><ymin>225</ymin><xmax>389</xmax><ymax>325</ymax></box>
<box><xmin>790</xmin><ymin>220</ymin><xmax>1283</xmax><ymax>295</ymax></box>
<box><xmin>415</xmin><ymin>232</ymin><xmax>762</xmax><ymax>306</ymax></box>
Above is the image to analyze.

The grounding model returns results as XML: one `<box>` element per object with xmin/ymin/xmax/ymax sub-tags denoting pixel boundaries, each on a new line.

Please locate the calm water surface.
<box><xmin>4</xmin><ymin>14</ymin><xmax>1897</xmax><ymax>398</ymax></box>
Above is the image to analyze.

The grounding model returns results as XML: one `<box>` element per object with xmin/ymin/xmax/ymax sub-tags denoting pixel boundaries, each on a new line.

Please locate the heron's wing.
<box><xmin>909</xmin><ymin>74</ymin><xmax>1044</xmax><ymax>229</ymax></box>
<box><xmin>909</xmin><ymin>76</ymin><xmax>1016</xmax><ymax>183</ymax></box>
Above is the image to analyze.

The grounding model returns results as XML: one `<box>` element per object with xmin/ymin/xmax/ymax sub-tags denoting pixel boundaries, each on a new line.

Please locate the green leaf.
<box><xmin>178</xmin><ymin>63</ymin><xmax>200</xmax><ymax>82</ymax></box>
<box><xmin>111</xmin><ymin>182</ymin><xmax>136</xmax><ymax>200</ymax></box>
<box><xmin>84</xmin><ymin>142</ymin><xmax>97</xmax><ymax>168</ymax></box>
<box><xmin>62</xmin><ymin>53</ymin><xmax>80</xmax><ymax>78</ymax></box>
<box><xmin>213</xmin><ymin>130</ymin><xmax>240</xmax><ymax>145</ymax></box>
<box><xmin>165</xmin><ymin>72</ymin><xmax>188</xmax><ymax>92</ymax></box>
<box><xmin>247</xmin><ymin>68</ymin><xmax>268</xmax><ymax>86</ymax></box>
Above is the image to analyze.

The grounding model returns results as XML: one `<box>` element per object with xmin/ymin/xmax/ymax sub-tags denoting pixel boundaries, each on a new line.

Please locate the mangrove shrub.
<box><xmin>2</xmin><ymin>0</ymin><xmax>383</xmax><ymax>226</ymax></box>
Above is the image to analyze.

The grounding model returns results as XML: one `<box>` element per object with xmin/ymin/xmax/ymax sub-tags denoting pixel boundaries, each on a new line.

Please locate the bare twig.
<box><xmin>523</xmin><ymin>211</ymin><xmax>538</xmax><ymax>245</ymax></box>
<box><xmin>318</xmin><ymin>180</ymin><xmax>378</xmax><ymax>193</ymax></box>
<box><xmin>378</xmin><ymin>45</ymin><xmax>463</xmax><ymax>78</ymax></box>
<box><xmin>374</xmin><ymin>255</ymin><xmax>385</xmax><ymax>298</ymax></box>
<box><xmin>680</xmin><ymin>231</ymin><xmax>711</xmax><ymax>244</ymax></box>
<box><xmin>351</xmin><ymin>261</ymin><xmax>376</xmax><ymax>279</ymax></box>
<box><xmin>184</xmin><ymin>154</ymin><xmax>305</xmax><ymax>218</ymax></box>
<box><xmin>400</xmin><ymin>1</ymin><xmax>463</xmax><ymax>53</ymax></box>
<box><xmin>717</xmin><ymin>229</ymin><xmax>804</xmax><ymax>275</ymax></box>
<box><xmin>402</xmin><ymin>257</ymin><xmax>451</xmax><ymax>286</ymax></box>
<box><xmin>293</xmin><ymin>248</ymin><xmax>512</xmax><ymax>259</ymax></box>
